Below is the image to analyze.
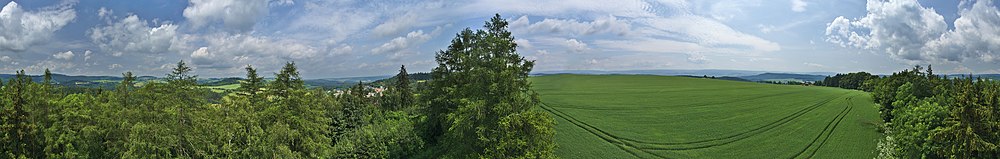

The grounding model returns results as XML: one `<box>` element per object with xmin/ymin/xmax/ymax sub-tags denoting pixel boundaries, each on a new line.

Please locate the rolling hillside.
<box><xmin>531</xmin><ymin>74</ymin><xmax>881</xmax><ymax>158</ymax></box>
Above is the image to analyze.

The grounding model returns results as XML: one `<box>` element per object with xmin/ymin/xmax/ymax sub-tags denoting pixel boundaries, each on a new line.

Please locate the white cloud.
<box><xmin>563</xmin><ymin>39</ymin><xmax>590</xmax><ymax>53</ymax></box>
<box><xmin>826</xmin><ymin>0</ymin><xmax>1000</xmax><ymax>63</ymax></box>
<box><xmin>27</xmin><ymin>60</ymin><xmax>75</xmax><ymax>72</ymax></box>
<box><xmin>371</xmin><ymin>29</ymin><xmax>435</xmax><ymax>58</ymax></box>
<box><xmin>923</xmin><ymin>0</ymin><xmax>1000</xmax><ymax>62</ymax></box>
<box><xmin>190</xmin><ymin>47</ymin><xmax>215</xmax><ymax>65</ymax></box>
<box><xmin>372</xmin><ymin>12</ymin><xmax>420</xmax><ymax>37</ymax></box>
<box><xmin>687</xmin><ymin>53</ymin><xmax>708</xmax><ymax>64</ymax></box>
<box><xmin>89</xmin><ymin>15</ymin><xmax>180</xmax><ymax>56</ymax></box>
<box><xmin>0</xmin><ymin>1</ymin><xmax>76</xmax><ymax>51</ymax></box>
<box><xmin>53</xmin><ymin>50</ymin><xmax>74</xmax><ymax>60</ymax></box>
<box><xmin>515</xmin><ymin>39</ymin><xmax>533</xmax><ymax>50</ymax></box>
<box><xmin>804</xmin><ymin>62</ymin><xmax>825</xmax><ymax>68</ymax></box>
<box><xmin>791</xmin><ymin>0</ymin><xmax>808</xmax><ymax>12</ymax></box>
<box><xmin>462</xmin><ymin>0</ymin><xmax>657</xmax><ymax>18</ymax></box>
<box><xmin>83</xmin><ymin>50</ymin><xmax>92</xmax><ymax>61</ymax></box>
<box><xmin>640</xmin><ymin>15</ymin><xmax>781</xmax><ymax>53</ymax></box>
<box><xmin>183</xmin><ymin>0</ymin><xmax>268</xmax><ymax>31</ymax></box>
<box><xmin>97</xmin><ymin>7</ymin><xmax>111</xmax><ymax>17</ymax></box>
<box><xmin>329</xmin><ymin>44</ymin><xmax>353</xmax><ymax>56</ymax></box>
<box><xmin>509</xmin><ymin>15</ymin><xmax>631</xmax><ymax>36</ymax></box>
<box><xmin>200</xmin><ymin>33</ymin><xmax>320</xmax><ymax>61</ymax></box>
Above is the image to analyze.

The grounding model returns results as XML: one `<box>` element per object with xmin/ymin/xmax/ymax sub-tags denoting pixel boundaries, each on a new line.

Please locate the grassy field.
<box><xmin>202</xmin><ymin>84</ymin><xmax>240</xmax><ymax>93</ymax></box>
<box><xmin>531</xmin><ymin>74</ymin><xmax>881</xmax><ymax>159</ymax></box>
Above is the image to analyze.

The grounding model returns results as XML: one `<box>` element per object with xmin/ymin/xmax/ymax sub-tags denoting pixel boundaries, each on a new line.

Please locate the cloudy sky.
<box><xmin>0</xmin><ymin>0</ymin><xmax>997</xmax><ymax>78</ymax></box>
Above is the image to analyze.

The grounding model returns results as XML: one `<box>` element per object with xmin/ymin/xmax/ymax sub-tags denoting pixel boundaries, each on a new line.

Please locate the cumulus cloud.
<box><xmin>0</xmin><ymin>1</ymin><xmax>76</xmax><ymax>51</ymax></box>
<box><xmin>923</xmin><ymin>0</ymin><xmax>1000</xmax><ymax>62</ymax></box>
<box><xmin>826</xmin><ymin>0</ymin><xmax>1000</xmax><ymax>62</ymax></box>
<box><xmin>563</xmin><ymin>39</ymin><xmax>590</xmax><ymax>53</ymax></box>
<box><xmin>791</xmin><ymin>0</ymin><xmax>808</xmax><ymax>12</ymax></box>
<box><xmin>183</xmin><ymin>0</ymin><xmax>269</xmax><ymax>31</ymax></box>
<box><xmin>90</xmin><ymin>15</ymin><xmax>180</xmax><ymax>56</ymax></box>
<box><xmin>190</xmin><ymin>47</ymin><xmax>214</xmax><ymax>65</ymax></box>
<box><xmin>371</xmin><ymin>29</ymin><xmax>435</xmax><ymax>58</ymax></box>
<box><xmin>53</xmin><ymin>51</ymin><xmax>74</xmax><ymax>60</ymax></box>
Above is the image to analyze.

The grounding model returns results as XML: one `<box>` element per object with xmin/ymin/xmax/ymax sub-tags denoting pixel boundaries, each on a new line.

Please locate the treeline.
<box><xmin>832</xmin><ymin>65</ymin><xmax>999</xmax><ymax>158</ymax></box>
<box><xmin>0</xmin><ymin>14</ymin><xmax>555</xmax><ymax>158</ymax></box>
<box><xmin>816</xmin><ymin>72</ymin><xmax>879</xmax><ymax>90</ymax></box>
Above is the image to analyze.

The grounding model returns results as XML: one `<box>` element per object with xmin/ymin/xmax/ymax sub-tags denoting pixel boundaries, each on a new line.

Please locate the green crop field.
<box><xmin>531</xmin><ymin>74</ymin><xmax>882</xmax><ymax>159</ymax></box>
<box><xmin>202</xmin><ymin>84</ymin><xmax>241</xmax><ymax>93</ymax></box>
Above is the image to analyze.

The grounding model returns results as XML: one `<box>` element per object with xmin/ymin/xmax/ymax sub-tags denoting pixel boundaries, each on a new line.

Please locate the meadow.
<box><xmin>531</xmin><ymin>74</ymin><xmax>881</xmax><ymax>158</ymax></box>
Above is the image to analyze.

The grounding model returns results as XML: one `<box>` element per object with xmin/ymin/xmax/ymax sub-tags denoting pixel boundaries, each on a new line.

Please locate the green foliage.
<box><xmin>425</xmin><ymin>13</ymin><xmax>555</xmax><ymax>158</ymax></box>
<box><xmin>870</xmin><ymin>65</ymin><xmax>1000</xmax><ymax>158</ymax></box>
<box><xmin>820</xmin><ymin>71</ymin><xmax>878</xmax><ymax>90</ymax></box>
<box><xmin>0</xmin><ymin>14</ymin><xmax>562</xmax><ymax>159</ymax></box>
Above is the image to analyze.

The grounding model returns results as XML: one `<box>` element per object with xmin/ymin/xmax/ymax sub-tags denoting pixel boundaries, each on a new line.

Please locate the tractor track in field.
<box><xmin>626</xmin><ymin>93</ymin><xmax>851</xmax><ymax>150</ymax></box>
<box><xmin>540</xmin><ymin>104</ymin><xmax>666</xmax><ymax>159</ymax></box>
<box><xmin>541</xmin><ymin>92</ymin><xmax>852</xmax><ymax>158</ymax></box>
<box><xmin>791</xmin><ymin>95</ymin><xmax>855</xmax><ymax>159</ymax></box>
<box><xmin>545</xmin><ymin>90</ymin><xmax>813</xmax><ymax>111</ymax></box>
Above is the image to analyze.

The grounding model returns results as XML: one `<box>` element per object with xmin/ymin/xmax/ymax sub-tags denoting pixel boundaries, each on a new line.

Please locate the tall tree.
<box><xmin>166</xmin><ymin>60</ymin><xmax>197</xmax><ymax>88</ymax></box>
<box><xmin>269</xmin><ymin>62</ymin><xmax>304</xmax><ymax>99</ymax></box>
<box><xmin>43</xmin><ymin>68</ymin><xmax>52</xmax><ymax>85</ymax></box>
<box><xmin>393</xmin><ymin>65</ymin><xmax>413</xmax><ymax>110</ymax></box>
<box><xmin>117</xmin><ymin>72</ymin><xmax>136</xmax><ymax>108</ymax></box>
<box><xmin>426</xmin><ymin>13</ymin><xmax>555</xmax><ymax>158</ymax></box>
<box><xmin>239</xmin><ymin>65</ymin><xmax>264</xmax><ymax>99</ymax></box>
<box><xmin>165</xmin><ymin>60</ymin><xmax>199</xmax><ymax>157</ymax></box>
<box><xmin>1</xmin><ymin>70</ymin><xmax>42</xmax><ymax>158</ymax></box>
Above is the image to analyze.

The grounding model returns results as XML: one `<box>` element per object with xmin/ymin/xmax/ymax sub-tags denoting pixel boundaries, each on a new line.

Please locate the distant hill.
<box><xmin>677</xmin><ymin>75</ymin><xmax>751</xmax><ymax>82</ymax></box>
<box><xmin>739</xmin><ymin>73</ymin><xmax>828</xmax><ymax>82</ymax></box>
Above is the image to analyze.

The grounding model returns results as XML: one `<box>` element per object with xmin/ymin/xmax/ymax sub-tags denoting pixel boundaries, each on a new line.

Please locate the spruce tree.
<box><xmin>166</xmin><ymin>60</ymin><xmax>197</xmax><ymax>88</ymax></box>
<box><xmin>239</xmin><ymin>65</ymin><xmax>264</xmax><ymax>98</ymax></box>
<box><xmin>427</xmin><ymin>13</ymin><xmax>555</xmax><ymax>158</ymax></box>
<box><xmin>394</xmin><ymin>65</ymin><xmax>412</xmax><ymax>109</ymax></box>
<box><xmin>271</xmin><ymin>62</ymin><xmax>304</xmax><ymax>98</ymax></box>
<box><xmin>43</xmin><ymin>68</ymin><xmax>52</xmax><ymax>85</ymax></box>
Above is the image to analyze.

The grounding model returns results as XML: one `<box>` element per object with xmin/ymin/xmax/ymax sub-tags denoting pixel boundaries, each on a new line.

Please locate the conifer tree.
<box><xmin>427</xmin><ymin>13</ymin><xmax>555</xmax><ymax>158</ymax></box>
<box><xmin>394</xmin><ymin>65</ymin><xmax>413</xmax><ymax>110</ymax></box>
<box><xmin>239</xmin><ymin>65</ymin><xmax>264</xmax><ymax>99</ymax></box>
<box><xmin>43</xmin><ymin>68</ymin><xmax>52</xmax><ymax>85</ymax></box>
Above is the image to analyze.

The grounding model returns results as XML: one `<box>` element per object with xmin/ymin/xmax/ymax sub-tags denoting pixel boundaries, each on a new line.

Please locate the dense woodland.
<box><xmin>0</xmin><ymin>14</ymin><xmax>555</xmax><ymax>158</ymax></box>
<box><xmin>819</xmin><ymin>65</ymin><xmax>1000</xmax><ymax>158</ymax></box>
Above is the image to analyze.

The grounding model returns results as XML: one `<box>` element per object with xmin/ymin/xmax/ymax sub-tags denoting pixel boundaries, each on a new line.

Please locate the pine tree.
<box><xmin>394</xmin><ymin>65</ymin><xmax>413</xmax><ymax>110</ymax></box>
<box><xmin>117</xmin><ymin>72</ymin><xmax>136</xmax><ymax>108</ymax></box>
<box><xmin>271</xmin><ymin>62</ymin><xmax>304</xmax><ymax>98</ymax></box>
<box><xmin>166</xmin><ymin>60</ymin><xmax>197</xmax><ymax>88</ymax></box>
<box><xmin>239</xmin><ymin>65</ymin><xmax>264</xmax><ymax>98</ymax></box>
<box><xmin>43</xmin><ymin>68</ymin><xmax>52</xmax><ymax>85</ymax></box>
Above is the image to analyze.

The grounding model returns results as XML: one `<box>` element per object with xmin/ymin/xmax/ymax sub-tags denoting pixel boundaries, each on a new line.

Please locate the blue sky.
<box><xmin>0</xmin><ymin>0</ymin><xmax>997</xmax><ymax>78</ymax></box>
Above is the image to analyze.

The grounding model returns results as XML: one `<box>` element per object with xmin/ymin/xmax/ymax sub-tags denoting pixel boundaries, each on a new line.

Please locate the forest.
<box><xmin>0</xmin><ymin>14</ymin><xmax>555</xmax><ymax>159</ymax></box>
<box><xmin>817</xmin><ymin>65</ymin><xmax>1000</xmax><ymax>158</ymax></box>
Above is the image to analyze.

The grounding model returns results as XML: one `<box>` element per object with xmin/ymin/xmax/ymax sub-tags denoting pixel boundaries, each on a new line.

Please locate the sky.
<box><xmin>0</xmin><ymin>0</ymin><xmax>998</xmax><ymax>78</ymax></box>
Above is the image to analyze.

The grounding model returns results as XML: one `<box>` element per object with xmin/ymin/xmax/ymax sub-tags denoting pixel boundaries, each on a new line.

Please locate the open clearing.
<box><xmin>531</xmin><ymin>74</ymin><xmax>881</xmax><ymax>158</ymax></box>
